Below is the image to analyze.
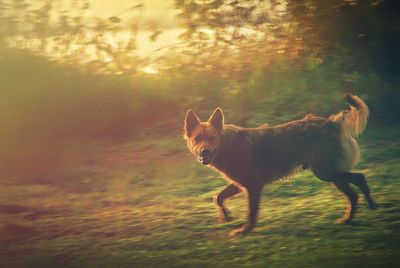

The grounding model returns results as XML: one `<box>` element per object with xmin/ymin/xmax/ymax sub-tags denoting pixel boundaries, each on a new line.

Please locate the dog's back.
<box><xmin>210</xmin><ymin>115</ymin><xmax>336</xmax><ymax>183</ymax></box>
<box><xmin>251</xmin><ymin>115</ymin><xmax>337</xmax><ymax>182</ymax></box>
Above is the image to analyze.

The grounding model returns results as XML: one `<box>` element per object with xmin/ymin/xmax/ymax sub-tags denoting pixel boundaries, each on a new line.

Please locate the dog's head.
<box><xmin>184</xmin><ymin>108</ymin><xmax>224</xmax><ymax>165</ymax></box>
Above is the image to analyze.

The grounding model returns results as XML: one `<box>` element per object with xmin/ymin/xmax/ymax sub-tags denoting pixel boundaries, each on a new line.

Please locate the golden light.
<box><xmin>140</xmin><ymin>65</ymin><xmax>159</xmax><ymax>74</ymax></box>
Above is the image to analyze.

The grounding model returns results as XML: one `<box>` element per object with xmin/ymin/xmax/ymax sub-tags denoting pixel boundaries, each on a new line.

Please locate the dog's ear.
<box><xmin>208</xmin><ymin>107</ymin><xmax>224</xmax><ymax>131</ymax></box>
<box><xmin>184</xmin><ymin>109</ymin><xmax>200</xmax><ymax>137</ymax></box>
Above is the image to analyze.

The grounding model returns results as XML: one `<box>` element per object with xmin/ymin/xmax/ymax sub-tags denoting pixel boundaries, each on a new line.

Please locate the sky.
<box><xmin>89</xmin><ymin>0</ymin><xmax>181</xmax><ymax>57</ymax></box>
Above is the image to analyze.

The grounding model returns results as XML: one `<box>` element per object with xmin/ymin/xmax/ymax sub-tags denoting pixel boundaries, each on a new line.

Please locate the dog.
<box><xmin>184</xmin><ymin>94</ymin><xmax>376</xmax><ymax>236</ymax></box>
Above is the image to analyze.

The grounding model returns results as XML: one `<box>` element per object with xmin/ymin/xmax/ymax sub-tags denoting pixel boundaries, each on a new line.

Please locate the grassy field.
<box><xmin>1</xmin><ymin>126</ymin><xmax>399</xmax><ymax>268</ymax></box>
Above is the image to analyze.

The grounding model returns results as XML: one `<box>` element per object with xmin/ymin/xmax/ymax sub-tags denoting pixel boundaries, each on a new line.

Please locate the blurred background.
<box><xmin>0</xmin><ymin>0</ymin><xmax>399</xmax><ymax>267</ymax></box>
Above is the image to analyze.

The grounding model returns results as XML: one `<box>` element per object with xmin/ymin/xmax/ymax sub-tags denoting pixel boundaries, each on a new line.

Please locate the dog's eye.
<box><xmin>194</xmin><ymin>135</ymin><xmax>201</xmax><ymax>143</ymax></box>
<box><xmin>208</xmin><ymin>136</ymin><xmax>217</xmax><ymax>142</ymax></box>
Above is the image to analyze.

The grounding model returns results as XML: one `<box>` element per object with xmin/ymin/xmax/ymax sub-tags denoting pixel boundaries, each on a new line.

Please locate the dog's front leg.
<box><xmin>230</xmin><ymin>183</ymin><xmax>262</xmax><ymax>237</ymax></box>
<box><xmin>214</xmin><ymin>183</ymin><xmax>241</xmax><ymax>223</ymax></box>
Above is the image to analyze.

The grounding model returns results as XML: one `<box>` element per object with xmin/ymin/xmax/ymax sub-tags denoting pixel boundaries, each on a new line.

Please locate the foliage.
<box><xmin>0</xmin><ymin>0</ymin><xmax>143</xmax><ymax>75</ymax></box>
<box><xmin>165</xmin><ymin>0</ymin><xmax>399</xmax><ymax>124</ymax></box>
<box><xmin>286</xmin><ymin>0</ymin><xmax>400</xmax><ymax>80</ymax></box>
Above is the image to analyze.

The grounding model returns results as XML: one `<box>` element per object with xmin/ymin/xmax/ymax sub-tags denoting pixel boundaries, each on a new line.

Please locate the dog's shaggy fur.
<box><xmin>184</xmin><ymin>94</ymin><xmax>376</xmax><ymax>236</ymax></box>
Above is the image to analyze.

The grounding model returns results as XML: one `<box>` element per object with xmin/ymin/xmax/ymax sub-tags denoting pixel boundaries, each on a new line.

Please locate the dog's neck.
<box><xmin>210</xmin><ymin>129</ymin><xmax>241</xmax><ymax>171</ymax></box>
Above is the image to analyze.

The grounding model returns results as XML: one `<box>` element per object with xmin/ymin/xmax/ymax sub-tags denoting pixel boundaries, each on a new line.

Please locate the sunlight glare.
<box><xmin>140</xmin><ymin>65</ymin><xmax>159</xmax><ymax>74</ymax></box>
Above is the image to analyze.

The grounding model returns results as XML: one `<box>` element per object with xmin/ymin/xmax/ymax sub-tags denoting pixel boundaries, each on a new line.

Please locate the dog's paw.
<box><xmin>217</xmin><ymin>210</ymin><xmax>233</xmax><ymax>223</ymax></box>
<box><xmin>218</xmin><ymin>215</ymin><xmax>233</xmax><ymax>224</ymax></box>
<box><xmin>335</xmin><ymin>218</ymin><xmax>353</xmax><ymax>225</ymax></box>
<box><xmin>229</xmin><ymin>223</ymin><xmax>254</xmax><ymax>237</ymax></box>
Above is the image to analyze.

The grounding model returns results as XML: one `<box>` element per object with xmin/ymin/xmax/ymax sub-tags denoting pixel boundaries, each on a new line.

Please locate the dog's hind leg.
<box><xmin>336</xmin><ymin>172</ymin><xmax>376</xmax><ymax>210</ymax></box>
<box><xmin>312</xmin><ymin>168</ymin><xmax>366</xmax><ymax>224</ymax></box>
<box><xmin>214</xmin><ymin>184</ymin><xmax>242</xmax><ymax>223</ymax></box>
<box><xmin>333</xmin><ymin>181</ymin><xmax>359</xmax><ymax>224</ymax></box>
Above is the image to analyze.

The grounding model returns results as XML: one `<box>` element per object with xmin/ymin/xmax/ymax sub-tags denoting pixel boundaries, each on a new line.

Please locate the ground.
<box><xmin>0</xmin><ymin>127</ymin><xmax>399</xmax><ymax>267</ymax></box>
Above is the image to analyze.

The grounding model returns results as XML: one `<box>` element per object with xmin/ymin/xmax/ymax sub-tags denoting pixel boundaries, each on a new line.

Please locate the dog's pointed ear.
<box><xmin>208</xmin><ymin>107</ymin><xmax>224</xmax><ymax>131</ymax></box>
<box><xmin>184</xmin><ymin>109</ymin><xmax>200</xmax><ymax>137</ymax></box>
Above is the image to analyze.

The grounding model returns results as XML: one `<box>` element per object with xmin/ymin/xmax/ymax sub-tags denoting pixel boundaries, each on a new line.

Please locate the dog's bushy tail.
<box><xmin>330</xmin><ymin>94</ymin><xmax>369</xmax><ymax>138</ymax></box>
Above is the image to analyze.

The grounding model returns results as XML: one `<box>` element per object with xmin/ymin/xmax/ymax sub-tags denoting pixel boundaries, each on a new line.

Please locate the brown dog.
<box><xmin>184</xmin><ymin>94</ymin><xmax>376</xmax><ymax>236</ymax></box>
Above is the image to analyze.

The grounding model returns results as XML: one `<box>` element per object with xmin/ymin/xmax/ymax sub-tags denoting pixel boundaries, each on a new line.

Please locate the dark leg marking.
<box><xmin>336</xmin><ymin>172</ymin><xmax>376</xmax><ymax>210</ymax></box>
<box><xmin>333</xmin><ymin>181</ymin><xmax>359</xmax><ymax>224</ymax></box>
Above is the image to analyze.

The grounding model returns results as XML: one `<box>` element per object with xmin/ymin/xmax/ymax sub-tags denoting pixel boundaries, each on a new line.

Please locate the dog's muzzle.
<box><xmin>198</xmin><ymin>149</ymin><xmax>213</xmax><ymax>165</ymax></box>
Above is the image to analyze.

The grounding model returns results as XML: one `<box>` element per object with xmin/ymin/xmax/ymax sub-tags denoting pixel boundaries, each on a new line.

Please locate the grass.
<box><xmin>1</xmin><ymin>127</ymin><xmax>399</xmax><ymax>268</ymax></box>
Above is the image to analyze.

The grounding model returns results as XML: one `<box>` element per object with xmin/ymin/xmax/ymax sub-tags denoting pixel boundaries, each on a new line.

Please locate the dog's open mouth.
<box><xmin>198</xmin><ymin>149</ymin><xmax>213</xmax><ymax>165</ymax></box>
<box><xmin>198</xmin><ymin>156</ymin><xmax>211</xmax><ymax>165</ymax></box>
